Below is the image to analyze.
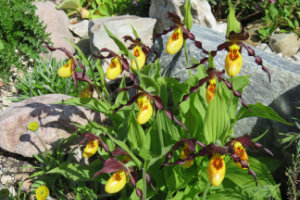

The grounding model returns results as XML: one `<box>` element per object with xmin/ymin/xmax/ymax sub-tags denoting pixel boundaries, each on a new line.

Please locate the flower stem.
<box><xmin>202</xmin><ymin>182</ymin><xmax>211</xmax><ymax>200</ymax></box>
<box><xmin>184</xmin><ymin>40</ymin><xmax>192</xmax><ymax>77</ymax></box>
<box><xmin>143</xmin><ymin>162</ymin><xmax>147</xmax><ymax>200</ymax></box>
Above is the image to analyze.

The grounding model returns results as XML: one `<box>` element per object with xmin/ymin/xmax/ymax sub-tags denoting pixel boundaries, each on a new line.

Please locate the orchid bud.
<box><xmin>225</xmin><ymin>44</ymin><xmax>242</xmax><ymax>77</ymax></box>
<box><xmin>206</xmin><ymin>77</ymin><xmax>217</xmax><ymax>104</ymax></box>
<box><xmin>207</xmin><ymin>153</ymin><xmax>226</xmax><ymax>186</ymax></box>
<box><xmin>106</xmin><ymin>57</ymin><xmax>123</xmax><ymax>80</ymax></box>
<box><xmin>131</xmin><ymin>45</ymin><xmax>146</xmax><ymax>70</ymax></box>
<box><xmin>105</xmin><ymin>170</ymin><xmax>127</xmax><ymax>194</ymax></box>
<box><xmin>179</xmin><ymin>143</ymin><xmax>194</xmax><ymax>168</ymax></box>
<box><xmin>83</xmin><ymin>140</ymin><xmax>99</xmax><ymax>158</ymax></box>
<box><xmin>233</xmin><ymin>141</ymin><xmax>249</xmax><ymax>169</ymax></box>
<box><xmin>79</xmin><ymin>85</ymin><xmax>97</xmax><ymax>98</ymax></box>
<box><xmin>166</xmin><ymin>28</ymin><xmax>184</xmax><ymax>55</ymax></box>
<box><xmin>58</xmin><ymin>59</ymin><xmax>73</xmax><ymax>78</ymax></box>
<box><xmin>136</xmin><ymin>94</ymin><xmax>153</xmax><ymax>125</ymax></box>
<box><xmin>80</xmin><ymin>7</ymin><xmax>89</xmax><ymax>19</ymax></box>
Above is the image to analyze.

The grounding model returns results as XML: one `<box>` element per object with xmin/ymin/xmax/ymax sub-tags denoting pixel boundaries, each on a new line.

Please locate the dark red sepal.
<box><xmin>93</xmin><ymin>158</ymin><xmax>127</xmax><ymax>178</ymax></box>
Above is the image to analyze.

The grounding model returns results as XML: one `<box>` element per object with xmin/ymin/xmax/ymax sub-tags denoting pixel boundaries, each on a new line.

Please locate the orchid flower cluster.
<box><xmin>43</xmin><ymin>1</ymin><xmax>288</xmax><ymax>199</ymax></box>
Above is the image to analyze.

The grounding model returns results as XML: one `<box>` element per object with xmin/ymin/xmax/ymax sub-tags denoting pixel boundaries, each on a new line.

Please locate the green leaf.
<box><xmin>56</xmin><ymin>0</ymin><xmax>81</xmax><ymax>10</ymax></box>
<box><xmin>65</xmin><ymin>38</ymin><xmax>89</xmax><ymax>66</ymax></box>
<box><xmin>59</xmin><ymin>97</ymin><xmax>111</xmax><ymax>115</ymax></box>
<box><xmin>0</xmin><ymin>40</ymin><xmax>4</xmax><ymax>50</ymax></box>
<box><xmin>203</xmin><ymin>85</ymin><xmax>230</xmax><ymax>144</ymax></box>
<box><xmin>127</xmin><ymin>111</ymin><xmax>146</xmax><ymax>151</ymax></box>
<box><xmin>113</xmin><ymin>76</ymin><xmax>128</xmax><ymax>107</ymax></box>
<box><xmin>104</xmin><ymin>25</ymin><xmax>134</xmax><ymax>60</ymax></box>
<box><xmin>131</xmin><ymin>25</ymin><xmax>140</xmax><ymax>39</ymax></box>
<box><xmin>236</xmin><ymin>102</ymin><xmax>292</xmax><ymax>125</ymax></box>
<box><xmin>252</xmin><ymin>129</ymin><xmax>269</xmax><ymax>143</ymax></box>
<box><xmin>183</xmin><ymin>0</ymin><xmax>193</xmax><ymax>30</ymax></box>
<box><xmin>157</xmin><ymin>110</ymin><xmax>180</xmax><ymax>146</ymax></box>
<box><xmin>226</xmin><ymin>0</ymin><xmax>241</xmax><ymax>36</ymax></box>
<box><xmin>47</xmin><ymin>160</ymin><xmax>102</xmax><ymax>182</ymax></box>
<box><xmin>89</xmin><ymin>121</ymin><xmax>142</xmax><ymax>168</ymax></box>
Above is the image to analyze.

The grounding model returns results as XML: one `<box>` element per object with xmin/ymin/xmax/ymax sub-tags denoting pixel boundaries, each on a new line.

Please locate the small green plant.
<box><xmin>15</xmin><ymin>57</ymin><xmax>89</xmax><ymax>100</ymax></box>
<box><xmin>0</xmin><ymin>0</ymin><xmax>50</xmax><ymax>81</ymax></box>
<box><xmin>258</xmin><ymin>0</ymin><xmax>300</xmax><ymax>41</ymax></box>
<box><xmin>56</xmin><ymin>0</ymin><xmax>114</xmax><ymax>19</ymax></box>
<box><xmin>56</xmin><ymin>0</ymin><xmax>151</xmax><ymax>20</ymax></box>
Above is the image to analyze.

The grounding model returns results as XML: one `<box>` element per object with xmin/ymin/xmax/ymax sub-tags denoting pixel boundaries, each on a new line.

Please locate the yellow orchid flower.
<box><xmin>166</xmin><ymin>28</ymin><xmax>184</xmax><ymax>55</ymax></box>
<box><xmin>225</xmin><ymin>43</ymin><xmax>242</xmax><ymax>77</ymax></box>
<box><xmin>83</xmin><ymin>140</ymin><xmax>99</xmax><ymax>158</ymax></box>
<box><xmin>106</xmin><ymin>57</ymin><xmax>122</xmax><ymax>80</ymax></box>
<box><xmin>233</xmin><ymin>141</ymin><xmax>249</xmax><ymax>169</ymax></box>
<box><xmin>206</xmin><ymin>77</ymin><xmax>217</xmax><ymax>104</ymax></box>
<box><xmin>179</xmin><ymin>143</ymin><xmax>194</xmax><ymax>168</ymax></box>
<box><xmin>136</xmin><ymin>94</ymin><xmax>153</xmax><ymax>125</ymax></box>
<box><xmin>207</xmin><ymin>153</ymin><xmax>225</xmax><ymax>186</ymax></box>
<box><xmin>105</xmin><ymin>170</ymin><xmax>127</xmax><ymax>194</ymax></box>
<box><xmin>131</xmin><ymin>45</ymin><xmax>146</xmax><ymax>70</ymax></box>
<box><xmin>57</xmin><ymin>59</ymin><xmax>73</xmax><ymax>78</ymax></box>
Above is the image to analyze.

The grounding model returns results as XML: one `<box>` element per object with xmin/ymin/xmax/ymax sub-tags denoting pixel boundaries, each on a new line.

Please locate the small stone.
<box><xmin>69</xmin><ymin>20</ymin><xmax>89</xmax><ymax>38</ymax></box>
<box><xmin>1</xmin><ymin>175</ymin><xmax>13</xmax><ymax>185</ymax></box>
<box><xmin>269</xmin><ymin>33</ymin><xmax>300</xmax><ymax>57</ymax></box>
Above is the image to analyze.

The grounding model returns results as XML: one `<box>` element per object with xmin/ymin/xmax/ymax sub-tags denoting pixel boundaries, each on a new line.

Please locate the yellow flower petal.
<box><xmin>206</xmin><ymin>78</ymin><xmax>217</xmax><ymax>104</ymax></box>
<box><xmin>131</xmin><ymin>46</ymin><xmax>146</xmax><ymax>71</ymax></box>
<box><xmin>106</xmin><ymin>57</ymin><xmax>122</xmax><ymax>80</ymax></box>
<box><xmin>105</xmin><ymin>170</ymin><xmax>127</xmax><ymax>194</ymax></box>
<box><xmin>58</xmin><ymin>59</ymin><xmax>73</xmax><ymax>78</ymax></box>
<box><xmin>225</xmin><ymin>44</ymin><xmax>242</xmax><ymax>77</ymax></box>
<box><xmin>179</xmin><ymin>143</ymin><xmax>194</xmax><ymax>168</ymax></box>
<box><xmin>83</xmin><ymin>140</ymin><xmax>99</xmax><ymax>158</ymax></box>
<box><xmin>207</xmin><ymin>153</ymin><xmax>225</xmax><ymax>186</ymax></box>
<box><xmin>136</xmin><ymin>101</ymin><xmax>153</xmax><ymax>125</ymax></box>
<box><xmin>166</xmin><ymin>28</ymin><xmax>184</xmax><ymax>55</ymax></box>
<box><xmin>35</xmin><ymin>185</ymin><xmax>49</xmax><ymax>200</ymax></box>
<box><xmin>233</xmin><ymin>141</ymin><xmax>249</xmax><ymax>169</ymax></box>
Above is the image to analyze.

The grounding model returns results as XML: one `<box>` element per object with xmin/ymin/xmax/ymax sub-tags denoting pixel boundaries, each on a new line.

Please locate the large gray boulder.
<box><xmin>34</xmin><ymin>1</ymin><xmax>75</xmax><ymax>61</ymax></box>
<box><xmin>0</xmin><ymin>94</ymin><xmax>103</xmax><ymax>157</ymax></box>
<box><xmin>149</xmin><ymin>0</ymin><xmax>226</xmax><ymax>34</ymax></box>
<box><xmin>89</xmin><ymin>15</ymin><xmax>157</xmax><ymax>55</ymax></box>
<box><xmin>152</xmin><ymin>24</ymin><xmax>300</xmax><ymax>150</ymax></box>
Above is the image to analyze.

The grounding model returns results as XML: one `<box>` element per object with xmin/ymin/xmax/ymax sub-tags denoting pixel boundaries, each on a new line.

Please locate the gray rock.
<box><xmin>149</xmin><ymin>0</ymin><xmax>226</xmax><ymax>34</ymax></box>
<box><xmin>0</xmin><ymin>94</ymin><xmax>103</xmax><ymax>157</ymax></box>
<box><xmin>152</xmin><ymin>24</ymin><xmax>300</xmax><ymax>146</ymax></box>
<box><xmin>269</xmin><ymin>33</ymin><xmax>300</xmax><ymax>57</ymax></box>
<box><xmin>69</xmin><ymin>20</ymin><xmax>89</xmax><ymax>38</ymax></box>
<box><xmin>89</xmin><ymin>15</ymin><xmax>157</xmax><ymax>55</ymax></box>
<box><xmin>34</xmin><ymin>1</ymin><xmax>75</xmax><ymax>61</ymax></box>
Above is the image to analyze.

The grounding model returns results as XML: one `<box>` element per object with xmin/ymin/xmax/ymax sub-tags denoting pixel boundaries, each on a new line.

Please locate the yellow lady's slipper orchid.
<box><xmin>105</xmin><ymin>170</ymin><xmax>127</xmax><ymax>194</ymax></box>
<box><xmin>206</xmin><ymin>77</ymin><xmax>217</xmax><ymax>104</ymax></box>
<box><xmin>207</xmin><ymin>153</ymin><xmax>225</xmax><ymax>186</ymax></box>
<box><xmin>225</xmin><ymin>44</ymin><xmax>242</xmax><ymax>77</ymax></box>
<box><xmin>57</xmin><ymin>59</ymin><xmax>73</xmax><ymax>78</ymax></box>
<box><xmin>233</xmin><ymin>141</ymin><xmax>249</xmax><ymax>169</ymax></box>
<box><xmin>106</xmin><ymin>57</ymin><xmax>122</xmax><ymax>80</ymax></box>
<box><xmin>166</xmin><ymin>28</ymin><xmax>184</xmax><ymax>55</ymax></box>
<box><xmin>136</xmin><ymin>94</ymin><xmax>153</xmax><ymax>125</ymax></box>
<box><xmin>83</xmin><ymin>140</ymin><xmax>99</xmax><ymax>158</ymax></box>
<box><xmin>131</xmin><ymin>45</ymin><xmax>146</xmax><ymax>70</ymax></box>
<box><xmin>179</xmin><ymin>143</ymin><xmax>194</xmax><ymax>168</ymax></box>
